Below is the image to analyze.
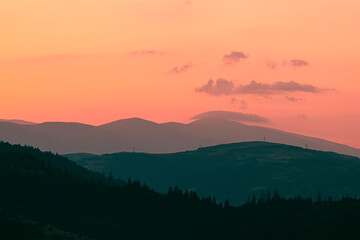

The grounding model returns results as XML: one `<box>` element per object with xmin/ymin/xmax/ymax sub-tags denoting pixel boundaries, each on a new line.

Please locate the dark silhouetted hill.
<box><xmin>0</xmin><ymin>141</ymin><xmax>124</xmax><ymax>186</ymax></box>
<box><xmin>67</xmin><ymin>141</ymin><xmax>360</xmax><ymax>205</ymax></box>
<box><xmin>0</xmin><ymin>209</ymin><xmax>94</xmax><ymax>240</ymax></box>
<box><xmin>2</xmin><ymin>141</ymin><xmax>360</xmax><ymax>240</ymax></box>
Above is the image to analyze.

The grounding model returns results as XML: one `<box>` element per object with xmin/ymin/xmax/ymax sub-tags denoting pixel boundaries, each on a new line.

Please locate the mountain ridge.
<box><xmin>0</xmin><ymin>119</ymin><xmax>38</xmax><ymax>125</ymax></box>
<box><xmin>0</xmin><ymin>117</ymin><xmax>359</xmax><ymax>157</ymax></box>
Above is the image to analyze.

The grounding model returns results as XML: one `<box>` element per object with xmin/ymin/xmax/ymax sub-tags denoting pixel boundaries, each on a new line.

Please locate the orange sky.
<box><xmin>1</xmin><ymin>0</ymin><xmax>359</xmax><ymax>148</ymax></box>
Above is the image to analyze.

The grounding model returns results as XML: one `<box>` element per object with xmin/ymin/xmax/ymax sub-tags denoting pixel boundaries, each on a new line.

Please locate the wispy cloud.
<box><xmin>191</xmin><ymin>110</ymin><xmax>268</xmax><ymax>123</ymax></box>
<box><xmin>266</xmin><ymin>59</ymin><xmax>277</xmax><ymax>69</ymax></box>
<box><xmin>286</xmin><ymin>96</ymin><xmax>304</xmax><ymax>102</ymax></box>
<box><xmin>266</xmin><ymin>58</ymin><xmax>308</xmax><ymax>69</ymax></box>
<box><xmin>170</xmin><ymin>62</ymin><xmax>192</xmax><ymax>74</ymax></box>
<box><xmin>0</xmin><ymin>54</ymin><xmax>87</xmax><ymax>65</ymax></box>
<box><xmin>238</xmin><ymin>100</ymin><xmax>247</xmax><ymax>109</ymax></box>
<box><xmin>129</xmin><ymin>50</ymin><xmax>163</xmax><ymax>56</ymax></box>
<box><xmin>2</xmin><ymin>51</ymin><xmax>165</xmax><ymax>65</ymax></box>
<box><xmin>196</xmin><ymin>78</ymin><xmax>328</xmax><ymax>96</ymax></box>
<box><xmin>223</xmin><ymin>51</ymin><xmax>248</xmax><ymax>65</ymax></box>
<box><xmin>297</xmin><ymin>114</ymin><xmax>308</xmax><ymax>120</ymax></box>
<box><xmin>231</xmin><ymin>98</ymin><xmax>247</xmax><ymax>109</ymax></box>
<box><xmin>290</xmin><ymin>59</ymin><xmax>309</xmax><ymax>67</ymax></box>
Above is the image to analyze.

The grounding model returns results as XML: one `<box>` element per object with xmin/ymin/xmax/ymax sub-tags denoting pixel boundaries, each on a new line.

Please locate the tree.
<box><xmin>272</xmin><ymin>188</ymin><xmax>281</xmax><ymax>201</ymax></box>
<box><xmin>224</xmin><ymin>199</ymin><xmax>230</xmax><ymax>208</ymax></box>
<box><xmin>251</xmin><ymin>194</ymin><xmax>257</xmax><ymax>206</ymax></box>
<box><xmin>317</xmin><ymin>191</ymin><xmax>322</xmax><ymax>203</ymax></box>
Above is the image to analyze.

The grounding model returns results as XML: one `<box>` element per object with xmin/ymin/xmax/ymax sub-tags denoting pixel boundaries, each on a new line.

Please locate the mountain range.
<box><xmin>0</xmin><ymin>117</ymin><xmax>359</xmax><ymax>157</ymax></box>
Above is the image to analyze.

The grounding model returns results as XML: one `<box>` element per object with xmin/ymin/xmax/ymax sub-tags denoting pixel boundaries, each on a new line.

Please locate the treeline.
<box><xmin>0</xmin><ymin>141</ymin><xmax>360</xmax><ymax>240</ymax></box>
<box><xmin>0</xmin><ymin>141</ymin><xmax>124</xmax><ymax>186</ymax></box>
<box><xmin>0</xmin><ymin>209</ymin><xmax>95</xmax><ymax>240</ymax></box>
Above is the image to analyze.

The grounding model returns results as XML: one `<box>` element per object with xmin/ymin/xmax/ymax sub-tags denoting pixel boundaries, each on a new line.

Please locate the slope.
<box><xmin>0</xmin><ymin>209</ymin><xmax>94</xmax><ymax>240</ymax></box>
<box><xmin>67</xmin><ymin>141</ymin><xmax>360</xmax><ymax>205</ymax></box>
<box><xmin>2</xmin><ymin>141</ymin><xmax>360</xmax><ymax>240</ymax></box>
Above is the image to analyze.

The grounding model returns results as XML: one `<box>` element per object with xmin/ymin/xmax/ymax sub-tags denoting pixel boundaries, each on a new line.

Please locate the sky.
<box><xmin>0</xmin><ymin>0</ymin><xmax>359</xmax><ymax>148</ymax></box>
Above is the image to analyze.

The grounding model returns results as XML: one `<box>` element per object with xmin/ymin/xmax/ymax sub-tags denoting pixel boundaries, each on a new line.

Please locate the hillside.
<box><xmin>0</xmin><ymin>209</ymin><xmax>94</xmax><ymax>240</ymax></box>
<box><xmin>67</xmin><ymin>141</ymin><xmax>360</xmax><ymax>204</ymax></box>
<box><xmin>0</xmin><ymin>141</ymin><xmax>124</xmax><ymax>186</ymax></box>
<box><xmin>2</xmin><ymin>141</ymin><xmax>360</xmax><ymax>239</ymax></box>
<box><xmin>1</xmin><ymin>117</ymin><xmax>359</xmax><ymax>157</ymax></box>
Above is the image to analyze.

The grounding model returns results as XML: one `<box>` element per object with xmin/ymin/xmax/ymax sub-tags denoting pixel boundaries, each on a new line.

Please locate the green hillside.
<box><xmin>67</xmin><ymin>141</ymin><xmax>360</xmax><ymax>204</ymax></box>
<box><xmin>2</xmin><ymin>141</ymin><xmax>360</xmax><ymax>240</ymax></box>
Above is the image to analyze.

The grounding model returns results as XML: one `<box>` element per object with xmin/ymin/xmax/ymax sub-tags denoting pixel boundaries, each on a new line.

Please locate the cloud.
<box><xmin>290</xmin><ymin>59</ymin><xmax>309</xmax><ymax>67</ymax></box>
<box><xmin>196</xmin><ymin>78</ymin><xmax>326</xmax><ymax>96</ymax></box>
<box><xmin>286</xmin><ymin>96</ymin><xmax>304</xmax><ymax>102</ymax></box>
<box><xmin>191</xmin><ymin>110</ymin><xmax>268</xmax><ymax>123</ymax></box>
<box><xmin>238</xmin><ymin>100</ymin><xmax>247</xmax><ymax>109</ymax></box>
<box><xmin>266</xmin><ymin>59</ymin><xmax>277</xmax><ymax>69</ymax></box>
<box><xmin>170</xmin><ymin>62</ymin><xmax>192</xmax><ymax>74</ymax></box>
<box><xmin>129</xmin><ymin>50</ymin><xmax>162</xmax><ymax>55</ymax></box>
<box><xmin>2</xmin><ymin>51</ymin><xmax>164</xmax><ymax>65</ymax></box>
<box><xmin>231</xmin><ymin>98</ymin><xmax>247</xmax><ymax>109</ymax></box>
<box><xmin>223</xmin><ymin>51</ymin><xmax>248</xmax><ymax>64</ymax></box>
<box><xmin>297</xmin><ymin>114</ymin><xmax>308</xmax><ymax>120</ymax></box>
<box><xmin>196</xmin><ymin>78</ymin><xmax>235</xmax><ymax>96</ymax></box>
<box><xmin>0</xmin><ymin>54</ymin><xmax>86</xmax><ymax>65</ymax></box>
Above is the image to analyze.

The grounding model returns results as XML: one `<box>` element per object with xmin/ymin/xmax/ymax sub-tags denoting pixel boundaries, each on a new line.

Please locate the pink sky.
<box><xmin>0</xmin><ymin>0</ymin><xmax>359</xmax><ymax>148</ymax></box>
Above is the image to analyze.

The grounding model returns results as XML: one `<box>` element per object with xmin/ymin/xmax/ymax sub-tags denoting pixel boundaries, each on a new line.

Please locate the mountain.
<box><xmin>166</xmin><ymin>118</ymin><xmax>360</xmax><ymax>157</ymax></box>
<box><xmin>98</xmin><ymin>118</ymin><xmax>218</xmax><ymax>152</ymax></box>
<box><xmin>2</xmin><ymin>141</ymin><xmax>360</xmax><ymax>240</ymax></box>
<box><xmin>0</xmin><ymin>118</ymin><xmax>37</xmax><ymax>125</ymax></box>
<box><xmin>67</xmin><ymin>141</ymin><xmax>360</xmax><ymax>205</ymax></box>
<box><xmin>0</xmin><ymin>122</ymin><xmax>134</xmax><ymax>154</ymax></box>
<box><xmin>0</xmin><ymin>141</ymin><xmax>124</xmax><ymax>186</ymax></box>
<box><xmin>0</xmin><ymin>117</ymin><xmax>359</xmax><ymax>157</ymax></box>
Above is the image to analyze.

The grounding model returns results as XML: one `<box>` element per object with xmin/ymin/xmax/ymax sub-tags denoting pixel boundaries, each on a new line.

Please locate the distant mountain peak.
<box><xmin>99</xmin><ymin>117</ymin><xmax>158</xmax><ymax>127</ymax></box>
<box><xmin>0</xmin><ymin>119</ymin><xmax>38</xmax><ymax>125</ymax></box>
<box><xmin>191</xmin><ymin>110</ymin><xmax>269</xmax><ymax>123</ymax></box>
<box><xmin>189</xmin><ymin>117</ymin><xmax>246</xmax><ymax>126</ymax></box>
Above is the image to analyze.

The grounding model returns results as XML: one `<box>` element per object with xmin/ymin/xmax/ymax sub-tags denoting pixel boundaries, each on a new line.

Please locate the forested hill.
<box><xmin>1</xmin><ymin>141</ymin><xmax>360</xmax><ymax>240</ymax></box>
<box><xmin>0</xmin><ymin>209</ymin><xmax>95</xmax><ymax>240</ymax></box>
<box><xmin>0</xmin><ymin>141</ymin><xmax>124</xmax><ymax>186</ymax></box>
<box><xmin>67</xmin><ymin>141</ymin><xmax>360</xmax><ymax>204</ymax></box>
